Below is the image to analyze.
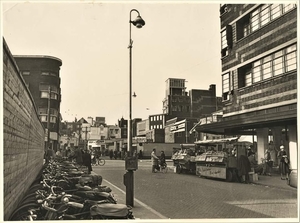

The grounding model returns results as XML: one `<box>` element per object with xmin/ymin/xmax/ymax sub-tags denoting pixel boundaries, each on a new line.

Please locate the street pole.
<box><xmin>126</xmin><ymin>9</ymin><xmax>145</xmax><ymax>207</ymax></box>
<box><xmin>46</xmin><ymin>86</ymin><xmax>51</xmax><ymax>149</ymax></box>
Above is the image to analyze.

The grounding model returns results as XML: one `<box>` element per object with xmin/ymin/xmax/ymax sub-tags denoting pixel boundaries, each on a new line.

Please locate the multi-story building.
<box><xmin>195</xmin><ymin>4</ymin><xmax>297</xmax><ymax>174</ymax></box>
<box><xmin>162</xmin><ymin>78</ymin><xmax>190</xmax><ymax>118</ymax></box>
<box><xmin>14</xmin><ymin>55</ymin><xmax>62</xmax><ymax>151</ymax></box>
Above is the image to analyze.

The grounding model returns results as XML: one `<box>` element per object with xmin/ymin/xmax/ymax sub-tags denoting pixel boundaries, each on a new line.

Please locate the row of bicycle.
<box><xmin>9</xmin><ymin>158</ymin><xmax>135</xmax><ymax>220</ymax></box>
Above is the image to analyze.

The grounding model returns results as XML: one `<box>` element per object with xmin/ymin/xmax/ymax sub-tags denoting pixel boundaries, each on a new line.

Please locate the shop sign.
<box><xmin>170</xmin><ymin>119</ymin><xmax>186</xmax><ymax>133</ymax></box>
<box><xmin>198</xmin><ymin>166</ymin><xmax>226</xmax><ymax>179</ymax></box>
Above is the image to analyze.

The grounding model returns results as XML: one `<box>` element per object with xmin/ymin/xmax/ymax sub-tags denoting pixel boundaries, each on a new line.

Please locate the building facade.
<box><xmin>14</xmin><ymin>55</ymin><xmax>62</xmax><ymax>151</ymax></box>
<box><xmin>190</xmin><ymin>84</ymin><xmax>223</xmax><ymax>118</ymax></box>
<box><xmin>196</xmin><ymin>4</ymin><xmax>297</xmax><ymax>174</ymax></box>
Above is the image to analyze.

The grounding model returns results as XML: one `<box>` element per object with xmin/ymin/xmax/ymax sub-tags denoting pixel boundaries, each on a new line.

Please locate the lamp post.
<box><xmin>46</xmin><ymin>86</ymin><xmax>51</xmax><ymax>150</ymax></box>
<box><xmin>126</xmin><ymin>9</ymin><xmax>145</xmax><ymax>207</ymax></box>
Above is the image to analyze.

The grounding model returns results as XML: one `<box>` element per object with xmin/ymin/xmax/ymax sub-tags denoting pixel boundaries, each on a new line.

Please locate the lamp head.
<box><xmin>131</xmin><ymin>15</ymin><xmax>145</xmax><ymax>28</ymax></box>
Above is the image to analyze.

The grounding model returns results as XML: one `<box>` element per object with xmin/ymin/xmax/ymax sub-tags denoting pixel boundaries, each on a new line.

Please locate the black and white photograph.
<box><xmin>1</xmin><ymin>1</ymin><xmax>298</xmax><ymax>222</ymax></box>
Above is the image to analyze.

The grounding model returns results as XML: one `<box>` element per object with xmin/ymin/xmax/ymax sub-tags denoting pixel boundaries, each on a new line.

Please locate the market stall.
<box><xmin>172</xmin><ymin>144</ymin><xmax>197</xmax><ymax>174</ymax></box>
<box><xmin>194</xmin><ymin>137</ymin><xmax>252</xmax><ymax>182</ymax></box>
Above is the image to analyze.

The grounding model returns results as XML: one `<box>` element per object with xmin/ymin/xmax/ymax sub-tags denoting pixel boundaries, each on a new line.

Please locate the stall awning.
<box><xmin>194</xmin><ymin>137</ymin><xmax>239</xmax><ymax>145</ymax></box>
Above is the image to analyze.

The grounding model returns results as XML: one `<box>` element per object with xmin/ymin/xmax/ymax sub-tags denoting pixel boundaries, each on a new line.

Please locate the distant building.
<box><xmin>162</xmin><ymin>78</ymin><xmax>190</xmax><ymax>119</ymax></box>
<box><xmin>14</xmin><ymin>55</ymin><xmax>62</xmax><ymax>151</ymax></box>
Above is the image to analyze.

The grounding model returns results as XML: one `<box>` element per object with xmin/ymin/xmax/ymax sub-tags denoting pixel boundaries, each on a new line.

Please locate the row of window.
<box><xmin>150</xmin><ymin>115</ymin><xmax>163</xmax><ymax>121</ymax></box>
<box><xmin>21</xmin><ymin>71</ymin><xmax>58</xmax><ymax>76</ymax></box>
<box><xmin>222</xmin><ymin>44</ymin><xmax>297</xmax><ymax>100</ymax></box>
<box><xmin>150</xmin><ymin>124</ymin><xmax>163</xmax><ymax>130</ymax></box>
<box><xmin>40</xmin><ymin>115</ymin><xmax>56</xmax><ymax>123</ymax></box>
<box><xmin>244</xmin><ymin>44</ymin><xmax>296</xmax><ymax>86</ymax></box>
<box><xmin>39</xmin><ymin>108</ymin><xmax>58</xmax><ymax>116</ymax></box>
<box><xmin>172</xmin><ymin>105</ymin><xmax>190</xmax><ymax>112</ymax></box>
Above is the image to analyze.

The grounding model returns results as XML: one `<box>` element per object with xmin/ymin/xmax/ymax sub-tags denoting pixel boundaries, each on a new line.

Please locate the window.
<box><xmin>221</xmin><ymin>29</ymin><xmax>228</xmax><ymax>57</ymax></box>
<box><xmin>222</xmin><ymin>73</ymin><xmax>230</xmax><ymax>100</ymax></box>
<box><xmin>41</xmin><ymin>71</ymin><xmax>57</xmax><ymax>76</ymax></box>
<box><xmin>252</xmin><ymin>61</ymin><xmax>262</xmax><ymax>83</ymax></box>
<box><xmin>260</xmin><ymin>5</ymin><xmax>270</xmax><ymax>26</ymax></box>
<box><xmin>273</xmin><ymin>50</ymin><xmax>284</xmax><ymax>76</ymax></box>
<box><xmin>262</xmin><ymin>56</ymin><xmax>272</xmax><ymax>79</ymax></box>
<box><xmin>285</xmin><ymin>44</ymin><xmax>297</xmax><ymax>71</ymax></box>
<box><xmin>21</xmin><ymin>71</ymin><xmax>30</xmax><ymax>75</ymax></box>
<box><xmin>271</xmin><ymin>4</ymin><xmax>281</xmax><ymax>19</ymax></box>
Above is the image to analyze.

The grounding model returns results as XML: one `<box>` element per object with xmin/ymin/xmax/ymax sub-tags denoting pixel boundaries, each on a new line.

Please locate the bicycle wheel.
<box><xmin>98</xmin><ymin>159</ymin><xmax>105</xmax><ymax>166</ymax></box>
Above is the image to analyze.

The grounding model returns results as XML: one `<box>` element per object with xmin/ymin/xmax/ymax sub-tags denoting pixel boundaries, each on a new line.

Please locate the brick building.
<box><xmin>195</xmin><ymin>4</ymin><xmax>297</xmax><ymax>176</ymax></box>
<box><xmin>14</xmin><ymin>55</ymin><xmax>62</xmax><ymax>151</ymax></box>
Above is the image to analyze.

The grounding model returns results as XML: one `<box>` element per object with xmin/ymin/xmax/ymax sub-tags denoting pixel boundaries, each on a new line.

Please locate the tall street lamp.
<box><xmin>125</xmin><ymin>9</ymin><xmax>145</xmax><ymax>207</ymax></box>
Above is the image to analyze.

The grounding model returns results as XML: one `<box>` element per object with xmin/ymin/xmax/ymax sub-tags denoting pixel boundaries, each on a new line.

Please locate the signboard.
<box><xmin>197</xmin><ymin>166</ymin><xmax>226</xmax><ymax>179</ymax></box>
<box><xmin>170</xmin><ymin>119</ymin><xmax>186</xmax><ymax>133</ymax></box>
<box><xmin>125</xmin><ymin>156</ymin><xmax>138</xmax><ymax>170</ymax></box>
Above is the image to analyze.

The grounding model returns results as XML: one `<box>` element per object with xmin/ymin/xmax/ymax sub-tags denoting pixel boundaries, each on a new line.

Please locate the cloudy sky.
<box><xmin>2</xmin><ymin>0</ymin><xmax>223</xmax><ymax>125</ymax></box>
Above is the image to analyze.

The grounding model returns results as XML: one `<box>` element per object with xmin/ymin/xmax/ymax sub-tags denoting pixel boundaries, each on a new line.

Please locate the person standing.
<box><xmin>237</xmin><ymin>154</ymin><xmax>251</xmax><ymax>183</ymax></box>
<box><xmin>82</xmin><ymin>149</ymin><xmax>92</xmax><ymax>174</ymax></box>
<box><xmin>74</xmin><ymin>147</ymin><xmax>83</xmax><ymax>166</ymax></box>
<box><xmin>151</xmin><ymin>148</ymin><xmax>159</xmax><ymax>173</ymax></box>
<box><xmin>262</xmin><ymin>149</ymin><xmax>272</xmax><ymax>176</ymax></box>
<box><xmin>278</xmin><ymin>146</ymin><xmax>290</xmax><ymax>180</ymax></box>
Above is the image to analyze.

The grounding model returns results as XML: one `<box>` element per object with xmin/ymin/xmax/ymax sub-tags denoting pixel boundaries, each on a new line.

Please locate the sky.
<box><xmin>2</xmin><ymin>0</ymin><xmax>224</xmax><ymax>125</ymax></box>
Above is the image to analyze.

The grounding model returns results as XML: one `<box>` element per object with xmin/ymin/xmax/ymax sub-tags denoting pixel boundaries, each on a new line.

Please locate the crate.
<box><xmin>249</xmin><ymin>172</ymin><xmax>258</xmax><ymax>182</ymax></box>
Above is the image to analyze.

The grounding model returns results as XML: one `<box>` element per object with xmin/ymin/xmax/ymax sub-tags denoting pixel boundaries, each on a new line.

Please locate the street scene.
<box><xmin>2</xmin><ymin>2</ymin><xmax>298</xmax><ymax>222</ymax></box>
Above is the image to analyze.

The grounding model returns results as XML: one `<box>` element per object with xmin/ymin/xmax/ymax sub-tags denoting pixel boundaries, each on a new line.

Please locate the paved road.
<box><xmin>93</xmin><ymin>159</ymin><xmax>298</xmax><ymax>220</ymax></box>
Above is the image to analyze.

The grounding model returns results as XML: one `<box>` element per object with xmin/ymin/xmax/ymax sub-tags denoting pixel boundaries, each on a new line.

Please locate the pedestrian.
<box><xmin>262</xmin><ymin>149</ymin><xmax>272</xmax><ymax>176</ymax></box>
<box><xmin>45</xmin><ymin>147</ymin><xmax>55</xmax><ymax>164</ymax></box>
<box><xmin>114</xmin><ymin>150</ymin><xmax>118</xmax><ymax>160</ymax></box>
<box><xmin>151</xmin><ymin>148</ymin><xmax>160</xmax><ymax>173</ymax></box>
<box><xmin>74</xmin><ymin>147</ymin><xmax>83</xmax><ymax>166</ymax></box>
<box><xmin>82</xmin><ymin>149</ymin><xmax>92</xmax><ymax>174</ymax></box>
<box><xmin>109</xmin><ymin>150</ymin><xmax>113</xmax><ymax>160</ymax></box>
<box><xmin>248</xmin><ymin>152</ymin><xmax>263</xmax><ymax>174</ymax></box>
<box><xmin>278</xmin><ymin>146</ymin><xmax>290</xmax><ymax>180</ymax></box>
<box><xmin>139</xmin><ymin>150</ymin><xmax>143</xmax><ymax>159</ymax></box>
<box><xmin>237</xmin><ymin>154</ymin><xmax>251</xmax><ymax>183</ymax></box>
<box><xmin>159</xmin><ymin>151</ymin><xmax>166</xmax><ymax>170</ymax></box>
